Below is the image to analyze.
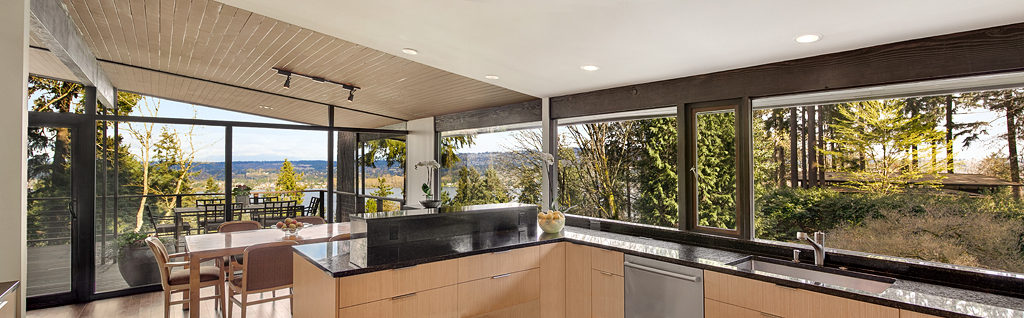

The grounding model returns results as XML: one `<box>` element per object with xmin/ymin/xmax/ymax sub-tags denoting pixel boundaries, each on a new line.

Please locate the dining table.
<box><xmin>171</xmin><ymin>202</ymin><xmax>301</xmax><ymax>240</ymax></box>
<box><xmin>182</xmin><ymin>222</ymin><xmax>350</xmax><ymax>318</ymax></box>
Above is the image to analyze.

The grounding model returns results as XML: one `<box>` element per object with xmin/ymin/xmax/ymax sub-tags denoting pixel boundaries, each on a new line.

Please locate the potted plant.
<box><xmin>415</xmin><ymin>160</ymin><xmax>442</xmax><ymax>208</ymax></box>
<box><xmin>116</xmin><ymin>231</ymin><xmax>174</xmax><ymax>287</ymax></box>
<box><xmin>232</xmin><ymin>184</ymin><xmax>251</xmax><ymax>205</ymax></box>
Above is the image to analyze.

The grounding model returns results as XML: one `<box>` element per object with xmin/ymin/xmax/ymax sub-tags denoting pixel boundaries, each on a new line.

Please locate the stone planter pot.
<box><xmin>236</xmin><ymin>195</ymin><xmax>249</xmax><ymax>205</ymax></box>
<box><xmin>117</xmin><ymin>245</ymin><xmax>161</xmax><ymax>287</ymax></box>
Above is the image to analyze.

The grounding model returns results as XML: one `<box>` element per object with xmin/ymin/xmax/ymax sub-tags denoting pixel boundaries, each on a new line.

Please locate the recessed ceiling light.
<box><xmin>401</xmin><ymin>48</ymin><xmax>419</xmax><ymax>55</ymax></box>
<box><xmin>795</xmin><ymin>34</ymin><xmax>822</xmax><ymax>43</ymax></box>
<box><xmin>485</xmin><ymin>75</ymin><xmax>499</xmax><ymax>80</ymax></box>
<box><xmin>258</xmin><ymin>105</ymin><xmax>273</xmax><ymax>110</ymax></box>
<box><xmin>581</xmin><ymin>65</ymin><xmax>600</xmax><ymax>71</ymax></box>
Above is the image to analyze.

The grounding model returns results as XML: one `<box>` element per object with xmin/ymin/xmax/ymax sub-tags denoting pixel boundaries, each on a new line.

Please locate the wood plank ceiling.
<box><xmin>28</xmin><ymin>0</ymin><xmax>536</xmax><ymax>128</ymax></box>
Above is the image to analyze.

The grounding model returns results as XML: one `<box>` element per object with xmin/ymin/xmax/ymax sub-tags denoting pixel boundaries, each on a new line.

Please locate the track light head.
<box><xmin>283</xmin><ymin>74</ymin><xmax>291</xmax><ymax>89</ymax></box>
<box><xmin>347</xmin><ymin>90</ymin><xmax>355</xmax><ymax>102</ymax></box>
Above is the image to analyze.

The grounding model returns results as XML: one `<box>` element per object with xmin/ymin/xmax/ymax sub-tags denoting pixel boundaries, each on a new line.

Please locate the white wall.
<box><xmin>405</xmin><ymin>117</ymin><xmax>435</xmax><ymax>205</ymax></box>
<box><xmin>0</xmin><ymin>0</ymin><xmax>29</xmax><ymax>315</ymax></box>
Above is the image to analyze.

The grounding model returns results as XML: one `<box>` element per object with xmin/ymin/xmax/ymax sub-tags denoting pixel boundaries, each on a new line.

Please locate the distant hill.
<box><xmin>192</xmin><ymin>160</ymin><xmax>403</xmax><ymax>180</ymax></box>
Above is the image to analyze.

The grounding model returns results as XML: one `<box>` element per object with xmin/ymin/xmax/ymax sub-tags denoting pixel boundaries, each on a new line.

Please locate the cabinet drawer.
<box><xmin>383</xmin><ymin>259</ymin><xmax>458</xmax><ymax>298</ymax></box>
<box><xmin>338</xmin><ymin>259</ymin><xmax>458</xmax><ymax>308</ymax></box>
<box><xmin>339</xmin><ymin>285</ymin><xmax>457</xmax><ymax>318</ymax></box>
<box><xmin>900</xmin><ymin>309</ymin><xmax>942</xmax><ymax>318</ymax></box>
<box><xmin>457</xmin><ymin>268</ymin><xmax>540</xmax><ymax>318</ymax></box>
<box><xmin>458</xmin><ymin>246</ymin><xmax>540</xmax><ymax>282</ymax></box>
<box><xmin>591</xmin><ymin>247</ymin><xmax>624</xmax><ymax>276</ymax></box>
<box><xmin>803</xmin><ymin>291</ymin><xmax>898</xmax><ymax>318</ymax></box>
<box><xmin>705</xmin><ymin>299</ymin><xmax>763</xmax><ymax>318</ymax></box>
<box><xmin>591</xmin><ymin>269</ymin><xmax>624</xmax><ymax>318</ymax></box>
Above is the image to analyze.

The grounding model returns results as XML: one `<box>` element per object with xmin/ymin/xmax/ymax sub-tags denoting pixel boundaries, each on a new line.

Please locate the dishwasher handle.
<box><xmin>624</xmin><ymin>261</ymin><xmax>701</xmax><ymax>283</ymax></box>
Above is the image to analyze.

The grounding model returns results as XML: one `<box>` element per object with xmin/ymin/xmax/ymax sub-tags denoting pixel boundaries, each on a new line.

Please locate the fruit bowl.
<box><xmin>275</xmin><ymin>218</ymin><xmax>309</xmax><ymax>236</ymax></box>
<box><xmin>538</xmin><ymin>210</ymin><xmax>566</xmax><ymax>234</ymax></box>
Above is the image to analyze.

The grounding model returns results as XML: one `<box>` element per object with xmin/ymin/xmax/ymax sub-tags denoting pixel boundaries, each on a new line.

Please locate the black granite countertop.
<box><xmin>292</xmin><ymin>227</ymin><xmax>1024</xmax><ymax>318</ymax></box>
<box><xmin>0</xmin><ymin>280</ymin><xmax>18</xmax><ymax>301</ymax></box>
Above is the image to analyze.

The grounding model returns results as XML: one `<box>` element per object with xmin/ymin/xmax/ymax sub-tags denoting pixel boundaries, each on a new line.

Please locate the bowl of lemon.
<box><xmin>538</xmin><ymin>210</ymin><xmax>566</xmax><ymax>233</ymax></box>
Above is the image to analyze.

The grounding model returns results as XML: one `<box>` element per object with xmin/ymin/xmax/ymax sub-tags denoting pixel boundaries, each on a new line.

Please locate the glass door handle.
<box><xmin>68</xmin><ymin>198</ymin><xmax>78</xmax><ymax>220</ymax></box>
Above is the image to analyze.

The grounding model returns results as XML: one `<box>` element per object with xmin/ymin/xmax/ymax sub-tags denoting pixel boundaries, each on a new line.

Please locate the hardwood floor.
<box><xmin>27</xmin><ymin>289</ymin><xmax>294</xmax><ymax>318</ymax></box>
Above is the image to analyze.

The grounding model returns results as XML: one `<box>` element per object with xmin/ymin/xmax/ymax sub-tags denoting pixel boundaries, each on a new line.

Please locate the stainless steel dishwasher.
<box><xmin>624</xmin><ymin>254</ymin><xmax>704</xmax><ymax>318</ymax></box>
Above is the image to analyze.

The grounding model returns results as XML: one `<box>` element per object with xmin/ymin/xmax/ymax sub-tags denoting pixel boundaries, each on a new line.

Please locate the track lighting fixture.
<box><xmin>273</xmin><ymin>67</ymin><xmax>361</xmax><ymax>99</ymax></box>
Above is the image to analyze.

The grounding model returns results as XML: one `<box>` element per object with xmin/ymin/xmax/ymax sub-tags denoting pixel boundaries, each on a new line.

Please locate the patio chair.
<box><xmin>199</xmin><ymin>204</ymin><xmax>226</xmax><ymax>233</ymax></box>
<box><xmin>145</xmin><ymin>237</ymin><xmax>224</xmax><ymax>318</ymax></box>
<box><xmin>303</xmin><ymin>197</ymin><xmax>322</xmax><ymax>216</ymax></box>
<box><xmin>293</xmin><ymin>216</ymin><xmax>325</xmax><ymax>225</ymax></box>
<box><xmin>196</xmin><ymin>198</ymin><xmax>225</xmax><ymax>206</ymax></box>
<box><xmin>146</xmin><ymin>204</ymin><xmax>192</xmax><ymax>238</ymax></box>
<box><xmin>258</xmin><ymin>201</ymin><xmax>299</xmax><ymax>227</ymax></box>
<box><xmin>227</xmin><ymin>241</ymin><xmax>298</xmax><ymax>318</ymax></box>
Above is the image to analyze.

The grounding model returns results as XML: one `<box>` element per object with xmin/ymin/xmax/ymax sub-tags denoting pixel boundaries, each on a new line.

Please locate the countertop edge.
<box><xmin>292</xmin><ymin>233</ymin><xmax>1013</xmax><ymax>318</ymax></box>
<box><xmin>0</xmin><ymin>280</ymin><xmax>19</xmax><ymax>301</ymax></box>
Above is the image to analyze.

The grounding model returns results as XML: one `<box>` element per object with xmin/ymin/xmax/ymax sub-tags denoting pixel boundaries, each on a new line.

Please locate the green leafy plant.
<box><xmin>115</xmin><ymin>231</ymin><xmax>174</xmax><ymax>259</ymax></box>
<box><xmin>421</xmin><ymin>183</ymin><xmax>433</xmax><ymax>198</ymax></box>
<box><xmin>231</xmin><ymin>184</ymin><xmax>251</xmax><ymax>196</ymax></box>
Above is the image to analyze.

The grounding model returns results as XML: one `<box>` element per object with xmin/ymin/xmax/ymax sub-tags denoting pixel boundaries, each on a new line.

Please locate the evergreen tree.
<box><xmin>695</xmin><ymin>111</ymin><xmax>737</xmax><ymax>229</ymax></box>
<box><xmin>635</xmin><ymin>117</ymin><xmax>678</xmax><ymax>227</ymax></box>
<box><xmin>961</xmin><ymin>89</ymin><xmax>1024</xmax><ymax>199</ymax></box>
<box><xmin>275</xmin><ymin>159</ymin><xmax>307</xmax><ymax>202</ymax></box>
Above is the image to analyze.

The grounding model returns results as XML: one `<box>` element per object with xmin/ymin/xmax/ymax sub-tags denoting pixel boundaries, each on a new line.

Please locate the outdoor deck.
<box><xmin>27</xmin><ymin>243</ymin><xmax>136</xmax><ymax>297</ymax></box>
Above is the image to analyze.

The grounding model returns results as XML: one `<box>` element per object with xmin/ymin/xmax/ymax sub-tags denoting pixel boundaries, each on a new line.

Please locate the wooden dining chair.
<box><xmin>145</xmin><ymin>237</ymin><xmax>224</xmax><ymax>318</ymax></box>
<box><xmin>293</xmin><ymin>216</ymin><xmax>325</xmax><ymax>225</ymax></box>
<box><xmin>227</xmin><ymin>241</ymin><xmax>298</xmax><ymax>318</ymax></box>
<box><xmin>216</xmin><ymin>221</ymin><xmax>263</xmax><ymax>280</ymax></box>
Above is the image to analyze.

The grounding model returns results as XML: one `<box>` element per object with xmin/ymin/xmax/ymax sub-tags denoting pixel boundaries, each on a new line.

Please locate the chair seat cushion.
<box><xmin>168</xmin><ymin>266</ymin><xmax>221</xmax><ymax>285</ymax></box>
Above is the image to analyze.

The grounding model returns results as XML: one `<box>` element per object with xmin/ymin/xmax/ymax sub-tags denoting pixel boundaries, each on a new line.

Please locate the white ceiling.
<box><xmin>214</xmin><ymin>0</ymin><xmax>1024</xmax><ymax>99</ymax></box>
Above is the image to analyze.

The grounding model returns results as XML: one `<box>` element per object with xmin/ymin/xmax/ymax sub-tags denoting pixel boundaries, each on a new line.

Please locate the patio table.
<box><xmin>171</xmin><ymin>202</ymin><xmax>300</xmax><ymax>240</ymax></box>
<box><xmin>182</xmin><ymin>222</ymin><xmax>350</xmax><ymax>318</ymax></box>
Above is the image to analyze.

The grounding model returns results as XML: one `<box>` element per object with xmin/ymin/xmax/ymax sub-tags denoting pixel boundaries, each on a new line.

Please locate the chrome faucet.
<box><xmin>797</xmin><ymin>231</ymin><xmax>825</xmax><ymax>266</ymax></box>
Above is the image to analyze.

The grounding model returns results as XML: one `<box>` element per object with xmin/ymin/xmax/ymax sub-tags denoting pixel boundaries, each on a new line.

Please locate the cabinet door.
<box><xmin>705</xmin><ymin>299</ymin><xmax>763</xmax><ymax>318</ymax></box>
<box><xmin>338</xmin><ymin>299</ymin><xmax>386</xmax><ymax>318</ymax></box>
<box><xmin>383</xmin><ymin>259</ymin><xmax>458</xmax><ymax>298</ymax></box>
<box><xmin>565</xmin><ymin>243</ymin><xmax>592</xmax><ymax>318</ymax></box>
<box><xmin>539</xmin><ymin>242</ymin><xmax>566</xmax><ymax>318</ymax></box>
<box><xmin>458</xmin><ymin>269</ymin><xmax>540</xmax><ymax>318</ymax></box>
<box><xmin>704</xmin><ymin>270</ymin><xmax>797</xmax><ymax>317</ymax></box>
<box><xmin>591</xmin><ymin>270</ymin><xmax>624</xmax><ymax>318</ymax></box>
<box><xmin>802</xmin><ymin>291</ymin><xmax>898</xmax><ymax>318</ymax></box>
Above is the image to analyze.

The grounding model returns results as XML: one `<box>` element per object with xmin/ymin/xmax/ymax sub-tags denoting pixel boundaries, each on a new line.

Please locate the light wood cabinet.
<box><xmin>705</xmin><ymin>298</ymin><xmax>763</xmax><ymax>318</ymax></box>
<box><xmin>294</xmin><ymin>254</ymin><xmax>343</xmax><ymax>318</ymax></box>
<box><xmin>458</xmin><ymin>269</ymin><xmax>540</xmax><ymax>318</ymax></box>
<box><xmin>466</xmin><ymin>299</ymin><xmax>540</xmax><ymax>318</ymax></box>
<box><xmin>458</xmin><ymin>246</ymin><xmax>540</xmax><ymax>282</ymax></box>
<box><xmin>565</xmin><ymin>243</ymin><xmax>593</xmax><ymax>318</ymax></box>
<box><xmin>591</xmin><ymin>248</ymin><xmax>624</xmax><ymax>276</ymax></box>
<box><xmin>538</xmin><ymin>242</ymin><xmax>566</xmax><ymax>318</ymax></box>
<box><xmin>336</xmin><ymin>259</ymin><xmax>458</xmax><ymax>308</ymax></box>
<box><xmin>705</xmin><ymin>270</ymin><xmax>898</xmax><ymax>318</ymax></box>
<box><xmin>900</xmin><ymin>309</ymin><xmax>942</xmax><ymax>318</ymax></box>
<box><xmin>338</xmin><ymin>285</ymin><xmax>457</xmax><ymax>318</ymax></box>
<box><xmin>591</xmin><ymin>270</ymin><xmax>624</xmax><ymax>318</ymax></box>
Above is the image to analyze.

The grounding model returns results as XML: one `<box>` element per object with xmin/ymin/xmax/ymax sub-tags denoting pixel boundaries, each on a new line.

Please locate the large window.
<box><xmin>753</xmin><ymin>87</ymin><xmax>1024</xmax><ymax>274</ymax></box>
<box><xmin>439</xmin><ymin>125</ymin><xmax>543</xmax><ymax>206</ymax></box>
<box><xmin>557</xmin><ymin>110</ymin><xmax>678</xmax><ymax>228</ymax></box>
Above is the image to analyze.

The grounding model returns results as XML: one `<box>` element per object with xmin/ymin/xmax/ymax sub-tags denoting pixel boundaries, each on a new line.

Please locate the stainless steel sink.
<box><xmin>726</xmin><ymin>256</ymin><xmax>895</xmax><ymax>293</ymax></box>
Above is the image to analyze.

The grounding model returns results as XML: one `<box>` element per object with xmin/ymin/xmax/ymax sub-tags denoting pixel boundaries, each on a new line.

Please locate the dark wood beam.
<box><xmin>435</xmin><ymin>99</ymin><xmax>542</xmax><ymax>132</ymax></box>
<box><xmin>29</xmin><ymin>0</ymin><xmax>115</xmax><ymax>108</ymax></box>
<box><xmin>551</xmin><ymin>22</ymin><xmax>1024</xmax><ymax>119</ymax></box>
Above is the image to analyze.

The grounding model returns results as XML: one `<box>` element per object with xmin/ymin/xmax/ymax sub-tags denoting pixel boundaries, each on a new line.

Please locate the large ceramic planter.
<box><xmin>117</xmin><ymin>245</ymin><xmax>161</xmax><ymax>287</ymax></box>
<box><xmin>235</xmin><ymin>195</ymin><xmax>249</xmax><ymax>205</ymax></box>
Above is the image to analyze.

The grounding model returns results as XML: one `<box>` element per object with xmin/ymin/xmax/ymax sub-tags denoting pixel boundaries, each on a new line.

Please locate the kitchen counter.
<box><xmin>293</xmin><ymin>227</ymin><xmax>1024</xmax><ymax>318</ymax></box>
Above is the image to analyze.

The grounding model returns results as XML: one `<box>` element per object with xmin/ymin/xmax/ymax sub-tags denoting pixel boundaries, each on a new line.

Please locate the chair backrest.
<box><xmin>242</xmin><ymin>241</ymin><xmax>298</xmax><ymax>291</ymax></box>
<box><xmin>293</xmin><ymin>216</ymin><xmax>325</xmax><ymax>225</ymax></box>
<box><xmin>145</xmin><ymin>236</ymin><xmax>172</xmax><ymax>288</ymax></box>
<box><xmin>197</xmin><ymin>198</ymin><xmax>224</xmax><ymax>206</ymax></box>
<box><xmin>218</xmin><ymin>220</ymin><xmax>262</xmax><ymax>232</ymax></box>
<box><xmin>329</xmin><ymin>234</ymin><xmax>351</xmax><ymax>242</ymax></box>
<box><xmin>305</xmin><ymin>197</ymin><xmax>322</xmax><ymax>213</ymax></box>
